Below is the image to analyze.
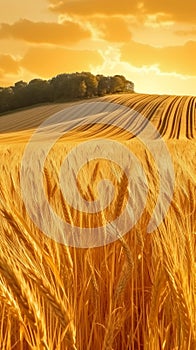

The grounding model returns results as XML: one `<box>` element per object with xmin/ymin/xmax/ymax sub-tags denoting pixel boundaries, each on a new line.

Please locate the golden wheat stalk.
<box><xmin>114</xmin><ymin>233</ymin><xmax>134</xmax><ymax>302</ymax></box>
<box><xmin>0</xmin><ymin>257</ymin><xmax>49</xmax><ymax>349</ymax></box>
<box><xmin>0</xmin><ymin>206</ymin><xmax>67</xmax><ymax>290</ymax></box>
<box><xmin>25</xmin><ymin>267</ymin><xmax>77</xmax><ymax>349</ymax></box>
<box><xmin>165</xmin><ymin>267</ymin><xmax>196</xmax><ymax>345</ymax></box>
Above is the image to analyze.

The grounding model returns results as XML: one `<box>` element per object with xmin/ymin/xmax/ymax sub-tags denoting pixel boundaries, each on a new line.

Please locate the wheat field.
<box><xmin>0</xmin><ymin>93</ymin><xmax>195</xmax><ymax>349</ymax></box>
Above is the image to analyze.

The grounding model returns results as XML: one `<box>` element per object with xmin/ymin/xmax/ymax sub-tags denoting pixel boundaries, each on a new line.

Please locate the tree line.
<box><xmin>0</xmin><ymin>72</ymin><xmax>134</xmax><ymax>114</ymax></box>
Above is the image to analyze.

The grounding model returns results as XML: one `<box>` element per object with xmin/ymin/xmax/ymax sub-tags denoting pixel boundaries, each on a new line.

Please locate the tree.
<box><xmin>110</xmin><ymin>75</ymin><xmax>126</xmax><ymax>93</ymax></box>
<box><xmin>0</xmin><ymin>72</ymin><xmax>134</xmax><ymax>114</ymax></box>
<box><xmin>77</xmin><ymin>79</ymin><xmax>87</xmax><ymax>98</ymax></box>
<box><xmin>51</xmin><ymin>74</ymin><xmax>70</xmax><ymax>100</ymax></box>
<box><xmin>82</xmin><ymin>72</ymin><xmax>98</xmax><ymax>97</ymax></box>
<box><xmin>97</xmin><ymin>75</ymin><xmax>111</xmax><ymax>96</ymax></box>
<box><xmin>0</xmin><ymin>87</ymin><xmax>14</xmax><ymax>112</ymax></box>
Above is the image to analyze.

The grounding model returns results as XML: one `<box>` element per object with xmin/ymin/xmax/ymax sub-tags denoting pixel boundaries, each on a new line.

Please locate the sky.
<box><xmin>0</xmin><ymin>0</ymin><xmax>196</xmax><ymax>95</ymax></box>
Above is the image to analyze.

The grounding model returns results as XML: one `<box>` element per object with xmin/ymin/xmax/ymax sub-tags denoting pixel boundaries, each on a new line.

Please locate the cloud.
<box><xmin>121</xmin><ymin>40</ymin><xmax>196</xmax><ymax>76</ymax></box>
<box><xmin>48</xmin><ymin>0</ymin><xmax>137</xmax><ymax>16</ymax></box>
<box><xmin>0</xmin><ymin>54</ymin><xmax>20</xmax><ymax>87</ymax></box>
<box><xmin>0</xmin><ymin>54</ymin><xmax>19</xmax><ymax>74</ymax></box>
<box><xmin>92</xmin><ymin>56</ymin><xmax>196</xmax><ymax>95</ymax></box>
<box><xmin>175</xmin><ymin>29</ymin><xmax>196</xmax><ymax>36</ymax></box>
<box><xmin>141</xmin><ymin>0</ymin><xmax>196</xmax><ymax>23</ymax></box>
<box><xmin>0</xmin><ymin>0</ymin><xmax>57</xmax><ymax>24</ymax></box>
<box><xmin>20</xmin><ymin>47</ymin><xmax>103</xmax><ymax>77</ymax></box>
<box><xmin>90</xmin><ymin>17</ymin><xmax>132</xmax><ymax>43</ymax></box>
<box><xmin>48</xmin><ymin>0</ymin><xmax>196</xmax><ymax>23</ymax></box>
<box><xmin>0</xmin><ymin>19</ymin><xmax>91</xmax><ymax>45</ymax></box>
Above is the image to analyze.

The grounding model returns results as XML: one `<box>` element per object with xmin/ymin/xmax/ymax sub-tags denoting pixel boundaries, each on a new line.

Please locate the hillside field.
<box><xmin>0</xmin><ymin>93</ymin><xmax>195</xmax><ymax>350</ymax></box>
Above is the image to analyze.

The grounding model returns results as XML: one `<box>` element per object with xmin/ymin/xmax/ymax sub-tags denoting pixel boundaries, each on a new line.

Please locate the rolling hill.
<box><xmin>0</xmin><ymin>93</ymin><xmax>195</xmax><ymax>350</ymax></box>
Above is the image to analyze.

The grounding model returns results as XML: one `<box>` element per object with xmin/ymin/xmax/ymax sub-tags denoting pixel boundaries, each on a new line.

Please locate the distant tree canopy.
<box><xmin>0</xmin><ymin>72</ymin><xmax>134</xmax><ymax>114</ymax></box>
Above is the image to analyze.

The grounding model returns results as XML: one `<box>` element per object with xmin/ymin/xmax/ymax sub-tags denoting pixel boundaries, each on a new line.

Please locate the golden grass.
<box><xmin>0</xmin><ymin>93</ymin><xmax>195</xmax><ymax>349</ymax></box>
